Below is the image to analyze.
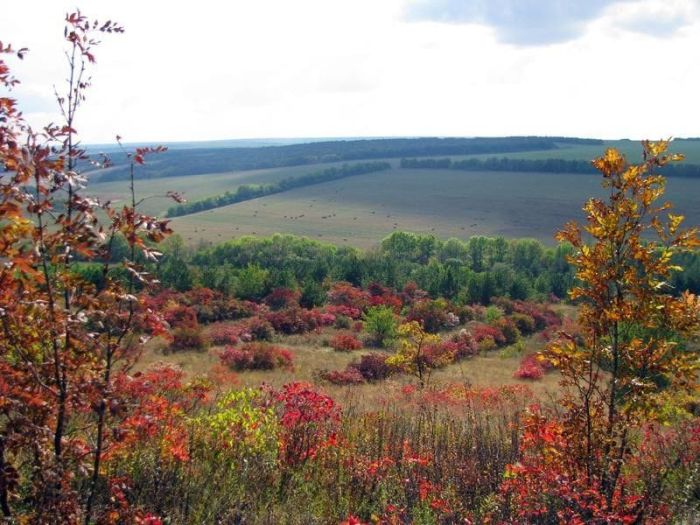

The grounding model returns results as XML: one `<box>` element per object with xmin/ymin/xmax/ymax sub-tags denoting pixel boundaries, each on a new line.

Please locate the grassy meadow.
<box><xmin>86</xmin><ymin>138</ymin><xmax>700</xmax><ymax>248</ymax></box>
<box><xmin>138</xmin><ymin>321</ymin><xmax>563</xmax><ymax>409</ymax></box>
<box><xmin>166</xmin><ymin>168</ymin><xmax>700</xmax><ymax>248</ymax></box>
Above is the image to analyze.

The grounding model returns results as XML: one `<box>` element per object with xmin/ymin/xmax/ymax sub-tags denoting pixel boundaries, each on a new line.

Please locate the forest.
<box><xmin>1</xmin><ymin>10</ymin><xmax>699</xmax><ymax>525</ymax></box>
<box><xmin>401</xmin><ymin>155</ymin><xmax>700</xmax><ymax>177</ymax></box>
<box><xmin>92</xmin><ymin>136</ymin><xmax>602</xmax><ymax>182</ymax></box>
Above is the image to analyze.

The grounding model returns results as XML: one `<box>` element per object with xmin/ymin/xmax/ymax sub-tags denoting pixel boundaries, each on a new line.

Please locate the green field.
<box><xmin>86</xmin><ymin>139</ymin><xmax>700</xmax><ymax>248</ymax></box>
<box><xmin>451</xmin><ymin>139</ymin><xmax>700</xmax><ymax>163</ymax></box>
<box><xmin>166</xmin><ymin>168</ymin><xmax>700</xmax><ymax>248</ymax></box>
<box><xmin>89</xmin><ymin>160</ymin><xmax>380</xmax><ymax>216</ymax></box>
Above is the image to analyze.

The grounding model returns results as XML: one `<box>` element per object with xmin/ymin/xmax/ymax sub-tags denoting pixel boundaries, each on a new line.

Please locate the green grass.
<box><xmin>164</xmin><ymin>167</ymin><xmax>700</xmax><ymax>248</ymax></box>
<box><xmin>448</xmin><ymin>139</ymin><xmax>700</xmax><ymax>163</ymax></box>
<box><xmin>86</xmin><ymin>139</ymin><xmax>700</xmax><ymax>248</ymax></box>
<box><xmin>89</xmin><ymin>159</ymin><xmax>398</xmax><ymax>216</ymax></box>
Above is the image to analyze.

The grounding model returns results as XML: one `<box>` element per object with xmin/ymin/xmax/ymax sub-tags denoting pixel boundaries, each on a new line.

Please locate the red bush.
<box><xmin>219</xmin><ymin>343</ymin><xmax>294</xmax><ymax>371</ymax></box>
<box><xmin>327</xmin><ymin>282</ymin><xmax>369</xmax><ymax>310</ymax></box>
<box><xmin>266</xmin><ymin>382</ymin><xmax>341</xmax><ymax>466</ymax></box>
<box><xmin>423</xmin><ymin>341</ymin><xmax>458</xmax><ymax>368</ymax></box>
<box><xmin>450</xmin><ymin>330</ymin><xmax>479</xmax><ymax>359</ymax></box>
<box><xmin>329</xmin><ymin>333</ymin><xmax>363</xmax><ymax>352</ymax></box>
<box><xmin>325</xmin><ymin>304</ymin><xmax>363</xmax><ymax>320</ymax></box>
<box><xmin>514</xmin><ymin>354</ymin><xmax>544</xmax><ymax>380</ymax></box>
<box><xmin>320</xmin><ymin>368</ymin><xmax>365</xmax><ymax>385</ymax></box>
<box><xmin>266</xmin><ymin>307</ymin><xmax>324</xmax><ymax>335</ymax></box>
<box><xmin>406</xmin><ymin>299</ymin><xmax>451</xmax><ymax>333</ymax></box>
<box><xmin>240</xmin><ymin>316</ymin><xmax>275</xmax><ymax>341</ymax></box>
<box><xmin>470</xmin><ymin>323</ymin><xmax>506</xmax><ymax>346</ymax></box>
<box><xmin>495</xmin><ymin>317</ymin><xmax>520</xmax><ymax>345</ymax></box>
<box><xmin>264</xmin><ymin>287</ymin><xmax>301</xmax><ymax>310</ymax></box>
<box><xmin>164</xmin><ymin>304</ymin><xmax>198</xmax><ymax>329</ymax></box>
<box><xmin>349</xmin><ymin>353</ymin><xmax>396</xmax><ymax>382</ymax></box>
<box><xmin>208</xmin><ymin>323</ymin><xmax>240</xmax><ymax>346</ymax></box>
<box><xmin>170</xmin><ymin>326</ymin><xmax>209</xmax><ymax>352</ymax></box>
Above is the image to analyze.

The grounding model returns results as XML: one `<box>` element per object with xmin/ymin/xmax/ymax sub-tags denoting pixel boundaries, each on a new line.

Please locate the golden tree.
<box><xmin>387</xmin><ymin>321</ymin><xmax>444</xmax><ymax>388</ymax></box>
<box><xmin>545</xmin><ymin>140</ymin><xmax>700</xmax><ymax>508</ymax></box>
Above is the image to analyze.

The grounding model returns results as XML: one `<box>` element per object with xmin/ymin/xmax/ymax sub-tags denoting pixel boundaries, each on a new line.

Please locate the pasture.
<box><xmin>166</xmin><ymin>167</ymin><xmax>700</xmax><ymax>248</ymax></box>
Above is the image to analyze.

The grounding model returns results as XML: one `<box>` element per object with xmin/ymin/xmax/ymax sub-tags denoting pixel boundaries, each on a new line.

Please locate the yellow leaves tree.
<box><xmin>387</xmin><ymin>321</ymin><xmax>446</xmax><ymax>387</ymax></box>
<box><xmin>545</xmin><ymin>140</ymin><xmax>700</xmax><ymax>508</ymax></box>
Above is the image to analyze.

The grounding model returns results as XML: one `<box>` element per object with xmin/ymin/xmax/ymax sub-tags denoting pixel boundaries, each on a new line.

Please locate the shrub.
<box><xmin>484</xmin><ymin>305</ymin><xmax>504</xmax><ymax>323</ymax></box>
<box><xmin>423</xmin><ymin>341</ymin><xmax>459</xmax><ymax>368</ymax></box>
<box><xmin>208</xmin><ymin>323</ymin><xmax>241</xmax><ymax>346</ymax></box>
<box><xmin>334</xmin><ymin>314</ymin><xmax>351</xmax><ymax>329</ymax></box>
<box><xmin>241</xmin><ymin>316</ymin><xmax>275</xmax><ymax>341</ymax></box>
<box><xmin>406</xmin><ymin>299</ymin><xmax>450</xmax><ymax>333</ymax></box>
<box><xmin>513</xmin><ymin>354</ymin><xmax>544</xmax><ymax>380</ymax></box>
<box><xmin>164</xmin><ymin>304</ymin><xmax>198</xmax><ymax>329</ymax></box>
<box><xmin>510</xmin><ymin>312</ymin><xmax>536</xmax><ymax>335</ymax></box>
<box><xmin>170</xmin><ymin>326</ymin><xmax>209</xmax><ymax>352</ymax></box>
<box><xmin>220</xmin><ymin>343</ymin><xmax>294</xmax><ymax>371</ymax></box>
<box><xmin>349</xmin><ymin>353</ymin><xmax>396</xmax><ymax>382</ymax></box>
<box><xmin>450</xmin><ymin>330</ymin><xmax>479</xmax><ymax>359</ymax></box>
<box><xmin>477</xmin><ymin>336</ymin><xmax>497</xmax><ymax>353</ymax></box>
<box><xmin>471</xmin><ymin>323</ymin><xmax>506</xmax><ymax>346</ymax></box>
<box><xmin>495</xmin><ymin>317</ymin><xmax>520</xmax><ymax>345</ymax></box>
<box><xmin>264</xmin><ymin>287</ymin><xmax>301</xmax><ymax>310</ymax></box>
<box><xmin>329</xmin><ymin>333</ymin><xmax>363</xmax><ymax>352</ymax></box>
<box><xmin>326</xmin><ymin>304</ymin><xmax>363</xmax><ymax>320</ymax></box>
<box><xmin>362</xmin><ymin>306</ymin><xmax>397</xmax><ymax>348</ymax></box>
<box><xmin>266</xmin><ymin>307</ymin><xmax>321</xmax><ymax>335</ymax></box>
<box><xmin>327</xmin><ymin>282</ymin><xmax>368</xmax><ymax>310</ymax></box>
<box><xmin>320</xmin><ymin>367</ymin><xmax>365</xmax><ymax>385</ymax></box>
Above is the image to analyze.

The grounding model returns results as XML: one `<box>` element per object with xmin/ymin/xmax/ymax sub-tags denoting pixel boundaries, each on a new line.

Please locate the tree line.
<box><xmin>165</xmin><ymin>161</ymin><xmax>391</xmax><ymax>217</ymax></box>
<box><xmin>400</xmin><ymin>156</ymin><xmax>700</xmax><ymax>177</ymax></box>
<box><xmin>93</xmin><ymin>136</ymin><xmax>602</xmax><ymax>182</ymax></box>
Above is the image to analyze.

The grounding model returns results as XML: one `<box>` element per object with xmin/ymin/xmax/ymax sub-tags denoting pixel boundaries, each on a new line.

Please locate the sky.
<box><xmin>1</xmin><ymin>0</ymin><xmax>699</xmax><ymax>144</ymax></box>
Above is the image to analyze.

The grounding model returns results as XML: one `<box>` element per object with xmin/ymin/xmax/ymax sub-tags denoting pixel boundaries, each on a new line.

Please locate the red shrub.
<box><xmin>170</xmin><ymin>326</ymin><xmax>209</xmax><ymax>352</ymax></box>
<box><xmin>327</xmin><ymin>282</ymin><xmax>369</xmax><ymax>310</ymax></box>
<box><xmin>406</xmin><ymin>299</ymin><xmax>450</xmax><ymax>333</ymax></box>
<box><xmin>510</xmin><ymin>300</ymin><xmax>561</xmax><ymax>331</ymax></box>
<box><xmin>450</xmin><ymin>330</ymin><xmax>479</xmax><ymax>359</ymax></box>
<box><xmin>267</xmin><ymin>382</ymin><xmax>341</xmax><ymax>466</ymax></box>
<box><xmin>514</xmin><ymin>354</ymin><xmax>544</xmax><ymax>380</ymax></box>
<box><xmin>266</xmin><ymin>307</ymin><xmax>323</xmax><ymax>335</ymax></box>
<box><xmin>329</xmin><ymin>333</ymin><xmax>363</xmax><ymax>352</ymax></box>
<box><xmin>349</xmin><ymin>353</ymin><xmax>396</xmax><ymax>382</ymax></box>
<box><xmin>220</xmin><ymin>343</ymin><xmax>294</xmax><ymax>371</ymax></box>
<box><xmin>325</xmin><ymin>304</ymin><xmax>363</xmax><ymax>320</ymax></box>
<box><xmin>184</xmin><ymin>287</ymin><xmax>218</xmax><ymax>305</ymax></box>
<box><xmin>164</xmin><ymin>304</ymin><xmax>198</xmax><ymax>329</ymax></box>
<box><xmin>320</xmin><ymin>368</ymin><xmax>365</xmax><ymax>385</ymax></box>
<box><xmin>423</xmin><ymin>341</ymin><xmax>458</xmax><ymax>368</ymax></box>
<box><xmin>495</xmin><ymin>317</ymin><xmax>520</xmax><ymax>345</ymax></box>
<box><xmin>400</xmin><ymin>281</ymin><xmax>428</xmax><ymax>305</ymax></box>
<box><xmin>240</xmin><ymin>316</ymin><xmax>275</xmax><ymax>341</ymax></box>
<box><xmin>208</xmin><ymin>323</ymin><xmax>240</xmax><ymax>346</ymax></box>
<box><xmin>470</xmin><ymin>323</ymin><xmax>506</xmax><ymax>346</ymax></box>
<box><xmin>264</xmin><ymin>287</ymin><xmax>301</xmax><ymax>310</ymax></box>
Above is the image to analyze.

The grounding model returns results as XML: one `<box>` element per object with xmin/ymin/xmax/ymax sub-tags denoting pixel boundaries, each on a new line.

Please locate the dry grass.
<box><xmin>136</xmin><ymin>325</ymin><xmax>562</xmax><ymax>411</ymax></box>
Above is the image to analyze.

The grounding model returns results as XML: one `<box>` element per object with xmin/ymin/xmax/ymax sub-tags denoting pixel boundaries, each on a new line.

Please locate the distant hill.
<box><xmin>90</xmin><ymin>136</ymin><xmax>603</xmax><ymax>182</ymax></box>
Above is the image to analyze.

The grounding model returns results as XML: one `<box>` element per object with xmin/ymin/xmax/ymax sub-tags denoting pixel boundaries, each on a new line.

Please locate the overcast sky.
<box><xmin>2</xmin><ymin>0</ymin><xmax>699</xmax><ymax>144</ymax></box>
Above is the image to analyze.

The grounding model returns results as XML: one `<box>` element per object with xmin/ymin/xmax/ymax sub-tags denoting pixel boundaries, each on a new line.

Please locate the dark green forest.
<box><xmin>77</xmin><ymin>231</ymin><xmax>700</xmax><ymax>306</ymax></box>
<box><xmin>93</xmin><ymin>136</ymin><xmax>602</xmax><ymax>182</ymax></box>
<box><xmin>401</xmin><ymin>156</ymin><xmax>700</xmax><ymax>177</ymax></box>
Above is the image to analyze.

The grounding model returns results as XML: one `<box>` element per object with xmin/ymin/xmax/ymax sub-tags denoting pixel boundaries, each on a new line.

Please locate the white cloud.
<box><xmin>1</xmin><ymin>0</ymin><xmax>699</xmax><ymax>143</ymax></box>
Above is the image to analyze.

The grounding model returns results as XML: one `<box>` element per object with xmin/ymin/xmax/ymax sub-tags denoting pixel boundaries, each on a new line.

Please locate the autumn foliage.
<box><xmin>1</xmin><ymin>11</ymin><xmax>699</xmax><ymax>525</ymax></box>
